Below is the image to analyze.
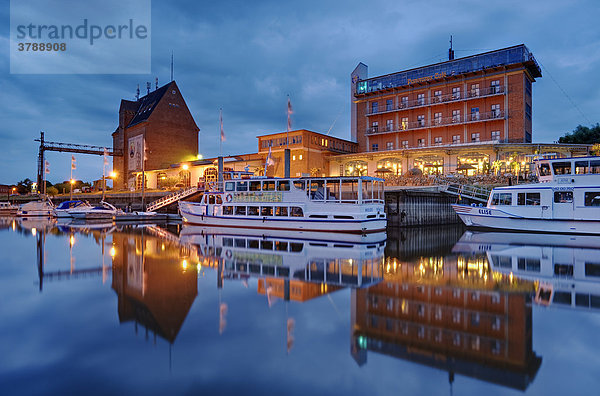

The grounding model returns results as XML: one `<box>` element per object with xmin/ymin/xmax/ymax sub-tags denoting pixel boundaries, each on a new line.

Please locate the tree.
<box><xmin>46</xmin><ymin>186</ymin><xmax>58</xmax><ymax>196</ymax></box>
<box><xmin>16</xmin><ymin>178</ymin><xmax>33</xmax><ymax>194</ymax></box>
<box><xmin>558</xmin><ymin>124</ymin><xmax>600</xmax><ymax>144</ymax></box>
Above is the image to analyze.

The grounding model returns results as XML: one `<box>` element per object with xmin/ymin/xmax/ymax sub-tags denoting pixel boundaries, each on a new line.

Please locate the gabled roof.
<box><xmin>127</xmin><ymin>81</ymin><xmax>175</xmax><ymax>127</ymax></box>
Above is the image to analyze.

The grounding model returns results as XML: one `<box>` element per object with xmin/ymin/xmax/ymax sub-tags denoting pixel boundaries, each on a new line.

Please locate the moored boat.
<box><xmin>178</xmin><ymin>175</ymin><xmax>387</xmax><ymax>234</ymax></box>
<box><xmin>0</xmin><ymin>202</ymin><xmax>19</xmax><ymax>216</ymax></box>
<box><xmin>70</xmin><ymin>201</ymin><xmax>120</xmax><ymax>220</ymax></box>
<box><xmin>53</xmin><ymin>200</ymin><xmax>92</xmax><ymax>218</ymax></box>
<box><xmin>452</xmin><ymin>156</ymin><xmax>600</xmax><ymax>234</ymax></box>
<box><xmin>16</xmin><ymin>200</ymin><xmax>54</xmax><ymax>217</ymax></box>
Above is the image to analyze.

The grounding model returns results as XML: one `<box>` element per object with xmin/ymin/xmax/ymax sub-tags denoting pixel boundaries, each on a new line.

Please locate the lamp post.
<box><xmin>69</xmin><ymin>179</ymin><xmax>75</xmax><ymax>200</ymax></box>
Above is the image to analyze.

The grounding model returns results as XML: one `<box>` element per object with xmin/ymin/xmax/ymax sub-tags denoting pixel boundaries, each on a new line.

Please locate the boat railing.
<box><xmin>146</xmin><ymin>185</ymin><xmax>200</xmax><ymax>212</ymax></box>
<box><xmin>442</xmin><ymin>182</ymin><xmax>491</xmax><ymax>203</ymax></box>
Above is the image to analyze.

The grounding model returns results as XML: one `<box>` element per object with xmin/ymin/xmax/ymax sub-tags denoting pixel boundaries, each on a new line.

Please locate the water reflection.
<box><xmin>7</xmin><ymin>219</ymin><xmax>600</xmax><ymax>393</ymax></box>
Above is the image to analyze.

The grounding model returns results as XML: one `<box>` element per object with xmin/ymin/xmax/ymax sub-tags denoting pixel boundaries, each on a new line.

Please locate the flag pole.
<box><xmin>141</xmin><ymin>137</ymin><xmax>145</xmax><ymax>211</ymax></box>
<box><xmin>102</xmin><ymin>149</ymin><xmax>106</xmax><ymax>202</ymax></box>
<box><xmin>219</xmin><ymin>108</ymin><xmax>223</xmax><ymax>157</ymax></box>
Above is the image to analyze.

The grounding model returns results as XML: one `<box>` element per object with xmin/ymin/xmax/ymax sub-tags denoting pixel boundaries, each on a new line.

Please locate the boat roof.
<box><xmin>227</xmin><ymin>176</ymin><xmax>385</xmax><ymax>182</ymax></box>
<box><xmin>535</xmin><ymin>155</ymin><xmax>600</xmax><ymax>163</ymax></box>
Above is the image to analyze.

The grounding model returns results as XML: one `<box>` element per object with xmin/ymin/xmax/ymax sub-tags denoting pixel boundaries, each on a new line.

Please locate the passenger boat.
<box><xmin>179</xmin><ymin>176</ymin><xmax>387</xmax><ymax>234</ymax></box>
<box><xmin>452</xmin><ymin>156</ymin><xmax>600</xmax><ymax>234</ymax></box>
<box><xmin>53</xmin><ymin>200</ymin><xmax>92</xmax><ymax>218</ymax></box>
<box><xmin>0</xmin><ymin>202</ymin><xmax>19</xmax><ymax>216</ymax></box>
<box><xmin>16</xmin><ymin>200</ymin><xmax>54</xmax><ymax>217</ymax></box>
<box><xmin>69</xmin><ymin>201</ymin><xmax>120</xmax><ymax>220</ymax></box>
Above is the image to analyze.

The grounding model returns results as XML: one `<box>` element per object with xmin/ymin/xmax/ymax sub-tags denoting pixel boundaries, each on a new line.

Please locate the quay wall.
<box><xmin>385</xmin><ymin>188</ymin><xmax>460</xmax><ymax>226</ymax></box>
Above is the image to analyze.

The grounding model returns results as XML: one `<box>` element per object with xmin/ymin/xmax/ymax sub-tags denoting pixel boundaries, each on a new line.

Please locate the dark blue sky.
<box><xmin>1</xmin><ymin>0</ymin><xmax>599</xmax><ymax>184</ymax></box>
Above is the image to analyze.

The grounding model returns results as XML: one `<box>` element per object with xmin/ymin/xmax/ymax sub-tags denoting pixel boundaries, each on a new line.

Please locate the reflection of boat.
<box><xmin>70</xmin><ymin>201</ymin><xmax>120</xmax><ymax>220</ymax></box>
<box><xmin>54</xmin><ymin>200</ymin><xmax>92</xmax><ymax>218</ymax></box>
<box><xmin>17</xmin><ymin>216</ymin><xmax>56</xmax><ymax>231</ymax></box>
<box><xmin>452</xmin><ymin>156</ymin><xmax>600</xmax><ymax>234</ymax></box>
<box><xmin>180</xmin><ymin>228</ymin><xmax>386</xmax><ymax>288</ymax></box>
<box><xmin>0</xmin><ymin>202</ymin><xmax>19</xmax><ymax>215</ymax></box>
<box><xmin>179</xmin><ymin>175</ymin><xmax>386</xmax><ymax>233</ymax></box>
<box><xmin>453</xmin><ymin>231</ymin><xmax>600</xmax><ymax>312</ymax></box>
<box><xmin>16</xmin><ymin>200</ymin><xmax>54</xmax><ymax>217</ymax></box>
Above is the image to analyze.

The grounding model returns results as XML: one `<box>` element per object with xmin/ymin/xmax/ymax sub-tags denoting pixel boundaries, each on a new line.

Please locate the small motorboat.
<box><xmin>70</xmin><ymin>201</ymin><xmax>120</xmax><ymax>220</ymax></box>
<box><xmin>53</xmin><ymin>200</ymin><xmax>92</xmax><ymax>218</ymax></box>
<box><xmin>0</xmin><ymin>202</ymin><xmax>19</xmax><ymax>216</ymax></box>
<box><xmin>16</xmin><ymin>200</ymin><xmax>54</xmax><ymax>217</ymax></box>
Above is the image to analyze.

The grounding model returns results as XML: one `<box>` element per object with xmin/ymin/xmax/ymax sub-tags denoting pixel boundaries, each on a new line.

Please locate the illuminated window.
<box><xmin>292</xmin><ymin>155</ymin><xmax>296</xmax><ymax>161</ymax></box>
<box><xmin>401</xmin><ymin>117</ymin><xmax>408</xmax><ymax>130</ymax></box>
<box><xmin>299</xmin><ymin>154</ymin><xmax>303</xmax><ymax>160</ymax></box>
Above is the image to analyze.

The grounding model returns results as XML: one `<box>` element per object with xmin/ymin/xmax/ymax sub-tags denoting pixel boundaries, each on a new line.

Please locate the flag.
<box><xmin>266</xmin><ymin>145</ymin><xmax>275</xmax><ymax>167</ymax></box>
<box><xmin>45</xmin><ymin>160</ymin><xmax>50</xmax><ymax>174</ymax></box>
<box><xmin>220</xmin><ymin>109</ymin><xmax>225</xmax><ymax>142</ymax></box>
<box><xmin>287</xmin><ymin>97</ymin><xmax>293</xmax><ymax>133</ymax></box>
<box><xmin>71</xmin><ymin>155</ymin><xmax>76</xmax><ymax>170</ymax></box>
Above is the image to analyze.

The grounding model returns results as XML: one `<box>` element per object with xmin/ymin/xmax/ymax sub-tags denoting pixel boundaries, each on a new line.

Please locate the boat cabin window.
<box><xmin>575</xmin><ymin>161</ymin><xmax>589</xmax><ymax>174</ymax></box>
<box><xmin>261</xmin><ymin>206</ymin><xmax>273</xmax><ymax>216</ymax></box>
<box><xmin>310</xmin><ymin>180</ymin><xmax>325</xmax><ymax>200</ymax></box>
<box><xmin>275</xmin><ymin>241</ymin><xmax>288</xmax><ymax>251</ymax></box>
<box><xmin>538</xmin><ymin>163</ymin><xmax>551</xmax><ymax>176</ymax></box>
<box><xmin>491</xmin><ymin>192</ymin><xmax>512</xmax><ymax>206</ymax></box>
<box><xmin>290</xmin><ymin>207</ymin><xmax>304</xmax><ymax>217</ymax></box>
<box><xmin>236</xmin><ymin>181</ymin><xmax>248</xmax><ymax>191</ymax></box>
<box><xmin>552</xmin><ymin>161</ymin><xmax>572</xmax><ymax>175</ymax></box>
<box><xmin>293</xmin><ymin>180</ymin><xmax>305</xmax><ymax>190</ymax></box>
<box><xmin>584</xmin><ymin>192</ymin><xmax>600</xmax><ymax>207</ymax></box>
<box><xmin>250</xmin><ymin>181</ymin><xmax>261</xmax><ymax>191</ymax></box>
<box><xmin>225</xmin><ymin>182</ymin><xmax>235</xmax><ymax>191</ymax></box>
<box><xmin>235</xmin><ymin>206</ymin><xmax>246</xmax><ymax>215</ymax></box>
<box><xmin>341</xmin><ymin>180</ymin><xmax>359</xmax><ymax>202</ymax></box>
<box><xmin>554</xmin><ymin>191</ymin><xmax>573</xmax><ymax>203</ymax></box>
<box><xmin>208</xmin><ymin>195</ymin><xmax>222</xmax><ymax>205</ymax></box>
<box><xmin>263</xmin><ymin>180</ymin><xmax>275</xmax><ymax>191</ymax></box>
<box><xmin>223</xmin><ymin>206</ymin><xmax>233</xmax><ymax>215</ymax></box>
<box><xmin>275</xmin><ymin>206</ymin><xmax>288</xmax><ymax>216</ymax></box>
<box><xmin>290</xmin><ymin>243</ymin><xmax>304</xmax><ymax>252</ymax></box>
<box><xmin>517</xmin><ymin>192</ymin><xmax>541</xmax><ymax>206</ymax></box>
<box><xmin>518</xmin><ymin>257</ymin><xmax>540</xmax><ymax>272</ymax></box>
<box><xmin>248</xmin><ymin>239</ymin><xmax>259</xmax><ymax>249</ymax></box>
<box><xmin>591</xmin><ymin>160</ymin><xmax>600</xmax><ymax>174</ymax></box>
<box><xmin>261</xmin><ymin>240</ymin><xmax>273</xmax><ymax>250</ymax></box>
<box><xmin>585</xmin><ymin>263</ymin><xmax>600</xmax><ymax>277</ymax></box>
<box><xmin>277</xmin><ymin>181</ymin><xmax>290</xmax><ymax>191</ymax></box>
<box><xmin>247</xmin><ymin>206</ymin><xmax>259</xmax><ymax>216</ymax></box>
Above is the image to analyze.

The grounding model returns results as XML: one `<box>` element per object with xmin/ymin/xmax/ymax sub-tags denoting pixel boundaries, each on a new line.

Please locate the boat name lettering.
<box><xmin>233</xmin><ymin>192</ymin><xmax>283</xmax><ymax>203</ymax></box>
<box><xmin>552</xmin><ymin>186</ymin><xmax>574</xmax><ymax>191</ymax></box>
<box><xmin>233</xmin><ymin>252</ymin><xmax>283</xmax><ymax>266</ymax></box>
<box><xmin>478</xmin><ymin>209</ymin><xmax>492</xmax><ymax>215</ymax></box>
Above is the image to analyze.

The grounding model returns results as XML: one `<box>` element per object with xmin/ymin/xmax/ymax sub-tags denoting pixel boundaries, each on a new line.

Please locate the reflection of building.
<box><xmin>111</xmin><ymin>230</ymin><xmax>198</xmax><ymax>343</ymax></box>
<box><xmin>112</xmin><ymin>81</ymin><xmax>199</xmax><ymax>190</ymax></box>
<box><xmin>258</xmin><ymin>278</ymin><xmax>341</xmax><ymax>302</ymax></box>
<box><xmin>351</xmin><ymin>255</ymin><xmax>541</xmax><ymax>391</ymax></box>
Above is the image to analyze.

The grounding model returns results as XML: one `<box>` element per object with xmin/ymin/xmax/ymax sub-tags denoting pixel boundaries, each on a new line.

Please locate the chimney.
<box><xmin>448</xmin><ymin>35</ymin><xmax>455</xmax><ymax>61</ymax></box>
<box><xmin>146</xmin><ymin>82</ymin><xmax>151</xmax><ymax>95</ymax></box>
<box><xmin>136</xmin><ymin>84</ymin><xmax>140</xmax><ymax>100</ymax></box>
<box><xmin>155</xmin><ymin>77</ymin><xmax>158</xmax><ymax>90</ymax></box>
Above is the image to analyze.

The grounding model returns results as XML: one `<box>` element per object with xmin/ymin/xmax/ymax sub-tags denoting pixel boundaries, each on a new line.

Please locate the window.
<box><xmin>471</xmin><ymin>83</ymin><xmax>480</xmax><ymax>97</ymax></box>
<box><xmin>386</xmin><ymin>141</ymin><xmax>394</xmax><ymax>150</ymax></box>
<box><xmin>261</xmin><ymin>206</ymin><xmax>273</xmax><ymax>216</ymax></box>
<box><xmin>517</xmin><ymin>192</ymin><xmax>541</xmax><ymax>206</ymax></box>
<box><xmin>402</xmin><ymin>140</ymin><xmax>409</xmax><ymax>148</ymax></box>
<box><xmin>518</xmin><ymin>257</ymin><xmax>541</xmax><ymax>272</ymax></box>
<box><xmin>585</xmin><ymin>263</ymin><xmax>600</xmax><ymax>277</ymax></box>
<box><xmin>250</xmin><ymin>181</ymin><xmax>261</xmax><ymax>191</ymax></box>
<box><xmin>435</xmin><ymin>307</ymin><xmax>442</xmax><ymax>320</ymax></box>
<box><xmin>491</xmin><ymin>293</ymin><xmax>501</xmax><ymax>304</ymax></box>
<box><xmin>247</xmin><ymin>206</ymin><xmax>259</xmax><ymax>216</ymax></box>
<box><xmin>371</xmin><ymin>102</ymin><xmax>378</xmax><ymax>114</ymax></box>
<box><xmin>470</xmin><ymin>313</ymin><xmax>480</xmax><ymax>326</ymax></box>
<box><xmin>371</xmin><ymin>121</ymin><xmax>379</xmax><ymax>133</ymax></box>
<box><xmin>575</xmin><ymin>161</ymin><xmax>589</xmax><ymax>174</ymax></box>
<box><xmin>584</xmin><ymin>192</ymin><xmax>600</xmax><ymax>206</ymax></box>
<box><xmin>223</xmin><ymin>206</ymin><xmax>233</xmax><ymax>215</ymax></box>
<box><xmin>453</xmin><ymin>289</ymin><xmax>461</xmax><ymax>298</ymax></box>
<box><xmin>386</xmin><ymin>119</ymin><xmax>394</xmax><ymax>131</ymax></box>
<box><xmin>591</xmin><ymin>160</ymin><xmax>600</xmax><ymax>174</ymax></box>
<box><xmin>263</xmin><ymin>180</ymin><xmax>275</xmax><ymax>191</ymax></box>
<box><xmin>277</xmin><ymin>181</ymin><xmax>290</xmax><ymax>191</ymax></box>
<box><xmin>471</xmin><ymin>133</ymin><xmax>480</xmax><ymax>142</ymax></box>
<box><xmin>225</xmin><ymin>182</ymin><xmax>235</xmax><ymax>191</ymax></box>
<box><xmin>471</xmin><ymin>107</ymin><xmax>480</xmax><ymax>121</ymax></box>
<box><xmin>236</xmin><ymin>181</ymin><xmax>248</xmax><ymax>191</ymax></box>
<box><xmin>491</xmin><ymin>130</ymin><xmax>500</xmax><ymax>141</ymax></box>
<box><xmin>235</xmin><ymin>206</ymin><xmax>246</xmax><ymax>215</ymax></box>
<box><xmin>452</xmin><ymin>310</ymin><xmax>461</xmax><ymax>323</ymax></box>
<box><xmin>452</xmin><ymin>109</ymin><xmax>461</xmax><ymax>122</ymax></box>
<box><xmin>491</xmin><ymin>104</ymin><xmax>501</xmax><ymax>118</ymax></box>
<box><xmin>293</xmin><ymin>180</ymin><xmax>305</xmax><ymax>190</ymax></box>
<box><xmin>434</xmin><ymin>137</ymin><xmax>442</xmax><ymax>145</ymax></box>
<box><xmin>452</xmin><ymin>86</ymin><xmax>461</xmax><ymax>99</ymax></box>
<box><xmin>491</xmin><ymin>193</ymin><xmax>512</xmax><ymax>206</ymax></box>
<box><xmin>371</xmin><ymin>143</ymin><xmax>379</xmax><ymax>152</ymax></box>
<box><xmin>275</xmin><ymin>206</ymin><xmax>288</xmax><ymax>216</ymax></box>
<box><xmin>492</xmin><ymin>316</ymin><xmax>501</xmax><ymax>331</ymax></box>
<box><xmin>417</xmin><ymin>138</ymin><xmax>425</xmax><ymax>147</ymax></box>
<box><xmin>299</xmin><ymin>154</ymin><xmax>303</xmax><ymax>160</ymax></box>
<box><xmin>417</xmin><ymin>115</ymin><xmax>425</xmax><ymax>127</ymax></box>
<box><xmin>538</xmin><ymin>163</ymin><xmax>551</xmax><ymax>176</ymax></box>
<box><xmin>554</xmin><ymin>191</ymin><xmax>573</xmax><ymax>203</ymax></box>
<box><xmin>417</xmin><ymin>93</ymin><xmax>425</xmax><ymax>105</ymax></box>
<box><xmin>452</xmin><ymin>135</ymin><xmax>461</xmax><ymax>144</ymax></box>
<box><xmin>386</xmin><ymin>99</ymin><xmax>393</xmax><ymax>111</ymax></box>
<box><xmin>453</xmin><ymin>333</ymin><xmax>461</xmax><ymax>346</ymax></box>
<box><xmin>491</xmin><ymin>80</ymin><xmax>500</xmax><ymax>93</ymax></box>
<box><xmin>401</xmin><ymin>117</ymin><xmax>408</xmax><ymax>130</ymax></box>
<box><xmin>417</xmin><ymin>304</ymin><xmax>425</xmax><ymax>317</ymax></box>
<box><xmin>434</xmin><ymin>90</ymin><xmax>442</xmax><ymax>102</ymax></box>
<box><xmin>400</xmin><ymin>96</ymin><xmax>408</xmax><ymax>108</ymax></box>
<box><xmin>290</xmin><ymin>207</ymin><xmax>304</xmax><ymax>217</ymax></box>
<box><xmin>525</xmin><ymin>103</ymin><xmax>532</xmax><ymax>120</ymax></box>
<box><xmin>434</xmin><ymin>112</ymin><xmax>442</xmax><ymax>125</ymax></box>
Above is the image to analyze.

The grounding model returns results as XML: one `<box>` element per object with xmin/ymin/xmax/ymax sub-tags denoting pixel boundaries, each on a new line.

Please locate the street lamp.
<box><xmin>70</xmin><ymin>179</ymin><xmax>75</xmax><ymax>200</ymax></box>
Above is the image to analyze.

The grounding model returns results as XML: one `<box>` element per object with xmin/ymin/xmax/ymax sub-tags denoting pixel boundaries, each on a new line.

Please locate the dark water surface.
<box><xmin>1</xmin><ymin>218</ymin><xmax>599</xmax><ymax>395</ymax></box>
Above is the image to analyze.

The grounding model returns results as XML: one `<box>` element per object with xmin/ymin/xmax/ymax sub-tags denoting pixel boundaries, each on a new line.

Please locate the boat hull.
<box><xmin>179</xmin><ymin>209</ymin><xmax>387</xmax><ymax>234</ymax></box>
<box><xmin>452</xmin><ymin>204</ymin><xmax>600</xmax><ymax>234</ymax></box>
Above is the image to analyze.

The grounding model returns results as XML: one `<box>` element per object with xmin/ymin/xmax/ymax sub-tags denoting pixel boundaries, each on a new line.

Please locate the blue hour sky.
<box><xmin>1</xmin><ymin>0</ymin><xmax>599</xmax><ymax>184</ymax></box>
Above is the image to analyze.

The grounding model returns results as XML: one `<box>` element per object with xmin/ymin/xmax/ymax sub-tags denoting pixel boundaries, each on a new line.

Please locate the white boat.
<box><xmin>16</xmin><ymin>200</ymin><xmax>54</xmax><ymax>217</ymax></box>
<box><xmin>53</xmin><ymin>200</ymin><xmax>92</xmax><ymax>218</ymax></box>
<box><xmin>0</xmin><ymin>202</ymin><xmax>19</xmax><ymax>216</ymax></box>
<box><xmin>70</xmin><ymin>201</ymin><xmax>120</xmax><ymax>220</ymax></box>
<box><xmin>452</xmin><ymin>156</ymin><xmax>600</xmax><ymax>234</ymax></box>
<box><xmin>179</xmin><ymin>176</ymin><xmax>387</xmax><ymax>234</ymax></box>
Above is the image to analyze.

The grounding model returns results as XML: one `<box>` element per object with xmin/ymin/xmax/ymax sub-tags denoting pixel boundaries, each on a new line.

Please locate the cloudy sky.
<box><xmin>1</xmin><ymin>0</ymin><xmax>599</xmax><ymax>184</ymax></box>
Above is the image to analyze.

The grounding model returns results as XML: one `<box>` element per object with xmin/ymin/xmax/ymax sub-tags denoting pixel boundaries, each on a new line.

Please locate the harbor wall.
<box><xmin>385</xmin><ymin>189</ymin><xmax>460</xmax><ymax>226</ymax></box>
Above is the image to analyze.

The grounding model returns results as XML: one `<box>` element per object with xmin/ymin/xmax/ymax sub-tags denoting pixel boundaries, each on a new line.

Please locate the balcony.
<box><xmin>365</xmin><ymin>85</ymin><xmax>506</xmax><ymax>116</ymax></box>
<box><xmin>365</xmin><ymin>110</ymin><xmax>505</xmax><ymax>136</ymax></box>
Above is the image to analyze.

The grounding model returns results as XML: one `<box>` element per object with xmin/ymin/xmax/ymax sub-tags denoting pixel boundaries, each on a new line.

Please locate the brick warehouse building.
<box><xmin>351</xmin><ymin>44</ymin><xmax>542</xmax><ymax>154</ymax></box>
<box><xmin>112</xmin><ymin>81</ymin><xmax>199</xmax><ymax>190</ymax></box>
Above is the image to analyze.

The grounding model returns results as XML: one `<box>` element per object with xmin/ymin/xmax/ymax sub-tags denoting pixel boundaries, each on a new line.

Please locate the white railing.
<box><xmin>146</xmin><ymin>186</ymin><xmax>199</xmax><ymax>212</ymax></box>
<box><xmin>442</xmin><ymin>183</ymin><xmax>491</xmax><ymax>203</ymax></box>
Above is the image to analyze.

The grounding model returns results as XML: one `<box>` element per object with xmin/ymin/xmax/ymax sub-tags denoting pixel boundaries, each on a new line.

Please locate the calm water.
<box><xmin>1</xmin><ymin>218</ymin><xmax>600</xmax><ymax>395</ymax></box>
